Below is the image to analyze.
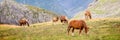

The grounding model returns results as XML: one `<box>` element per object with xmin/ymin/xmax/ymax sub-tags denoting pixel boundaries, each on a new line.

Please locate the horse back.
<box><xmin>19</xmin><ymin>18</ymin><xmax>28</xmax><ymax>23</ymax></box>
<box><xmin>69</xmin><ymin>20</ymin><xmax>85</xmax><ymax>29</ymax></box>
<box><xmin>60</xmin><ymin>16</ymin><xmax>67</xmax><ymax>20</ymax></box>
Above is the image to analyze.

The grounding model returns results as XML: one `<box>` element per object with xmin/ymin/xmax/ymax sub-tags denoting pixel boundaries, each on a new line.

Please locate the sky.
<box><xmin>1</xmin><ymin>0</ymin><xmax>94</xmax><ymax>18</ymax></box>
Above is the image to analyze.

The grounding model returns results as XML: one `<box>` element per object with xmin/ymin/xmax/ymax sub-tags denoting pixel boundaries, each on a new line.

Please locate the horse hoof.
<box><xmin>71</xmin><ymin>33</ymin><xmax>74</xmax><ymax>36</ymax></box>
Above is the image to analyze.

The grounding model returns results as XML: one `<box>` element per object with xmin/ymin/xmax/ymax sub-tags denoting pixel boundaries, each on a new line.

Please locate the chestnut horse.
<box><xmin>19</xmin><ymin>18</ymin><xmax>29</xmax><ymax>26</ymax></box>
<box><xmin>60</xmin><ymin>16</ymin><xmax>68</xmax><ymax>24</ymax></box>
<box><xmin>67</xmin><ymin>20</ymin><xmax>89</xmax><ymax>36</ymax></box>
<box><xmin>85</xmin><ymin>10</ymin><xmax>92</xmax><ymax>20</ymax></box>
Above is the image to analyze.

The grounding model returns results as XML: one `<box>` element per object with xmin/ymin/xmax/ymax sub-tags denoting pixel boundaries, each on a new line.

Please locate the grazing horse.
<box><xmin>52</xmin><ymin>16</ymin><xmax>59</xmax><ymax>22</ymax></box>
<box><xmin>60</xmin><ymin>16</ymin><xmax>68</xmax><ymax>24</ymax></box>
<box><xmin>85</xmin><ymin>10</ymin><xmax>92</xmax><ymax>20</ymax></box>
<box><xmin>67</xmin><ymin>20</ymin><xmax>89</xmax><ymax>36</ymax></box>
<box><xmin>19</xmin><ymin>18</ymin><xmax>29</xmax><ymax>26</ymax></box>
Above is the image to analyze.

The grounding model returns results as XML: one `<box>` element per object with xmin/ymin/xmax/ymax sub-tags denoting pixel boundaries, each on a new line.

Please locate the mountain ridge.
<box><xmin>0</xmin><ymin>0</ymin><xmax>58</xmax><ymax>25</ymax></box>
<box><xmin>16</xmin><ymin>0</ymin><xmax>93</xmax><ymax>18</ymax></box>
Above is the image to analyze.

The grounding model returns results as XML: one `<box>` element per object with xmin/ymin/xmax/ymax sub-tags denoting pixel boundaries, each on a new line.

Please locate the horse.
<box><xmin>85</xmin><ymin>10</ymin><xmax>92</xmax><ymax>20</ymax></box>
<box><xmin>19</xmin><ymin>18</ymin><xmax>29</xmax><ymax>26</ymax></box>
<box><xmin>60</xmin><ymin>16</ymin><xmax>68</xmax><ymax>24</ymax></box>
<box><xmin>52</xmin><ymin>16</ymin><xmax>59</xmax><ymax>25</ymax></box>
<box><xmin>52</xmin><ymin>16</ymin><xmax>59</xmax><ymax>22</ymax></box>
<box><xmin>67</xmin><ymin>20</ymin><xmax>89</xmax><ymax>36</ymax></box>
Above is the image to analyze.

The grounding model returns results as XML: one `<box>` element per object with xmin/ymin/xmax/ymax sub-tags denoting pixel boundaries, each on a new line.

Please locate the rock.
<box><xmin>0</xmin><ymin>0</ymin><xmax>58</xmax><ymax>25</ymax></box>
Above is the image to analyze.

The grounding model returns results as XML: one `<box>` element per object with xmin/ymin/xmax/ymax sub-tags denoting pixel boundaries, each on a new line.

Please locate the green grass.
<box><xmin>90</xmin><ymin>8</ymin><xmax>106</xmax><ymax>14</ymax></box>
<box><xmin>99</xmin><ymin>0</ymin><xmax>119</xmax><ymax>3</ymax></box>
<box><xmin>0</xmin><ymin>18</ymin><xmax>120</xmax><ymax>40</ymax></box>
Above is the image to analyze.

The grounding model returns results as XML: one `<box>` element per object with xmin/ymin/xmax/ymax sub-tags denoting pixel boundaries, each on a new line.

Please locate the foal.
<box><xmin>67</xmin><ymin>20</ymin><xmax>89</xmax><ymax>36</ymax></box>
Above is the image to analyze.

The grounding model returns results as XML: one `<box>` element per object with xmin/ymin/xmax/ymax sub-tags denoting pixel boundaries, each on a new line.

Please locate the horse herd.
<box><xmin>18</xmin><ymin>10</ymin><xmax>92</xmax><ymax>36</ymax></box>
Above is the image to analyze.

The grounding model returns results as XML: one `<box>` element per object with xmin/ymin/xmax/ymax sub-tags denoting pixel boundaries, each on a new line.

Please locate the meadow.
<box><xmin>0</xmin><ymin>18</ymin><xmax>120</xmax><ymax>40</ymax></box>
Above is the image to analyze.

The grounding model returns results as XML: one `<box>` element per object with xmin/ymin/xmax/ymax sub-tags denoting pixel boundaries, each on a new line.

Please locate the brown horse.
<box><xmin>52</xmin><ymin>16</ymin><xmax>59</xmax><ymax>22</ymax></box>
<box><xmin>85</xmin><ymin>10</ymin><xmax>92</xmax><ymax>20</ymax></box>
<box><xmin>19</xmin><ymin>18</ymin><xmax>29</xmax><ymax>26</ymax></box>
<box><xmin>60</xmin><ymin>16</ymin><xmax>68</xmax><ymax>24</ymax></box>
<box><xmin>67</xmin><ymin>20</ymin><xmax>89</xmax><ymax>36</ymax></box>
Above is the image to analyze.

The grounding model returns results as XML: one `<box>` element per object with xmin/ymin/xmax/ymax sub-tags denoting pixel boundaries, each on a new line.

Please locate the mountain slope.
<box><xmin>73</xmin><ymin>0</ymin><xmax>120</xmax><ymax>19</ymax></box>
<box><xmin>0</xmin><ymin>0</ymin><xmax>58</xmax><ymax>25</ymax></box>
<box><xmin>16</xmin><ymin>0</ymin><xmax>93</xmax><ymax>18</ymax></box>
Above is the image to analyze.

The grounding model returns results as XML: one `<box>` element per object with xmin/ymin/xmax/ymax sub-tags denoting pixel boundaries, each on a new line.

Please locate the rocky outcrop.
<box><xmin>0</xmin><ymin>0</ymin><xmax>57</xmax><ymax>25</ymax></box>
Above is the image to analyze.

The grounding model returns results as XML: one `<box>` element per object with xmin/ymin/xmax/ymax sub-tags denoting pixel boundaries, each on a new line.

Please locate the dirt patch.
<box><xmin>0</xmin><ymin>24</ymin><xmax>21</xmax><ymax>28</ymax></box>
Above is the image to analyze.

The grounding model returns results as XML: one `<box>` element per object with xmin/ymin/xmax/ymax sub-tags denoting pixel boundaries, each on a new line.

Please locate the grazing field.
<box><xmin>0</xmin><ymin>18</ymin><xmax>120</xmax><ymax>40</ymax></box>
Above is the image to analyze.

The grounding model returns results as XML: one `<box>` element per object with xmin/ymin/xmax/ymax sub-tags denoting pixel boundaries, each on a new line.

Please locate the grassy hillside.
<box><xmin>89</xmin><ymin>0</ymin><xmax>120</xmax><ymax>14</ymax></box>
<box><xmin>73</xmin><ymin>0</ymin><xmax>120</xmax><ymax>19</ymax></box>
<box><xmin>0</xmin><ymin>18</ymin><xmax>120</xmax><ymax>40</ymax></box>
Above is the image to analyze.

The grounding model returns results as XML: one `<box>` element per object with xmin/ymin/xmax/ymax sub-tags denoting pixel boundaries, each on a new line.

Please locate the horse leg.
<box><xmin>67</xmin><ymin>26</ymin><xmax>71</xmax><ymax>35</ymax></box>
<box><xmin>63</xmin><ymin>20</ymin><xmax>66</xmax><ymax>24</ymax></box>
<box><xmin>20</xmin><ymin>23</ymin><xmax>22</xmax><ymax>26</ymax></box>
<box><xmin>85</xmin><ymin>27</ymin><xmax>89</xmax><ymax>34</ymax></box>
<box><xmin>72</xmin><ymin>28</ymin><xmax>75</xmax><ymax>36</ymax></box>
<box><xmin>22</xmin><ymin>23</ymin><xmax>24</xmax><ymax>26</ymax></box>
<box><xmin>63</xmin><ymin>20</ymin><xmax>67</xmax><ymax>25</ymax></box>
<box><xmin>62</xmin><ymin>21</ymin><xmax>65</xmax><ymax>25</ymax></box>
<box><xmin>24</xmin><ymin>23</ymin><xmax>27</xmax><ymax>26</ymax></box>
<box><xmin>85</xmin><ymin>15</ymin><xmax>88</xmax><ymax>20</ymax></box>
<box><xmin>85</xmin><ymin>15</ymin><xmax>87</xmax><ymax>20</ymax></box>
<box><xmin>83</xmin><ymin>22</ymin><xmax>89</xmax><ymax>34</ymax></box>
<box><xmin>87</xmin><ymin>16</ymin><xmax>89</xmax><ymax>20</ymax></box>
<box><xmin>65</xmin><ymin>20</ymin><xmax>68</xmax><ymax>24</ymax></box>
<box><xmin>89</xmin><ymin>15</ymin><xmax>92</xmax><ymax>19</ymax></box>
<box><xmin>61</xmin><ymin>20</ymin><xmax>63</xmax><ymax>24</ymax></box>
<box><xmin>21</xmin><ymin>23</ymin><xmax>24</xmax><ymax>26</ymax></box>
<box><xmin>61</xmin><ymin>20</ymin><xmax>63</xmax><ymax>23</ymax></box>
<box><xmin>79</xmin><ymin>27</ymin><xmax>83</xmax><ymax>35</ymax></box>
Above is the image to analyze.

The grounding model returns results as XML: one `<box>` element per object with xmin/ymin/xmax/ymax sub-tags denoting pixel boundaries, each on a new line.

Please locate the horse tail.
<box><xmin>83</xmin><ymin>21</ymin><xmax>88</xmax><ymax>33</ymax></box>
